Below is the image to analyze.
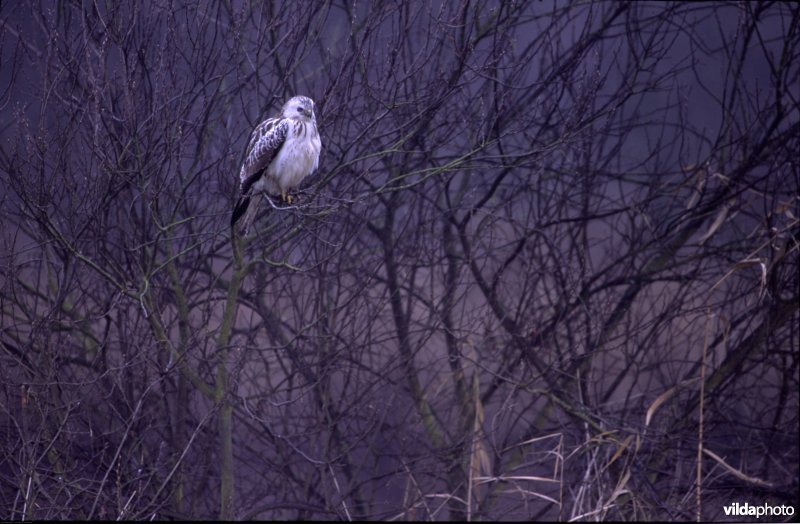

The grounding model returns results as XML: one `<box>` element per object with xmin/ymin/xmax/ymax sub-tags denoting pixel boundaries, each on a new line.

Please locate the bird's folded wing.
<box><xmin>239</xmin><ymin>118</ymin><xmax>289</xmax><ymax>194</ymax></box>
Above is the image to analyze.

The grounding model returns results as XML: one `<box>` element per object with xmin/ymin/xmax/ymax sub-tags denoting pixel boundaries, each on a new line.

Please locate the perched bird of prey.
<box><xmin>231</xmin><ymin>95</ymin><xmax>322</xmax><ymax>234</ymax></box>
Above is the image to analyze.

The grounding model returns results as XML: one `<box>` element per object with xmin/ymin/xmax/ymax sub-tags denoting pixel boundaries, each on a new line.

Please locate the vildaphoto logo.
<box><xmin>722</xmin><ymin>502</ymin><xmax>795</xmax><ymax>518</ymax></box>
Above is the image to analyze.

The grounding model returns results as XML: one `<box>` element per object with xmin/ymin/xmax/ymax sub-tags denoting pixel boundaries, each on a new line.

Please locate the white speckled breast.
<box><xmin>267</xmin><ymin>121</ymin><xmax>321</xmax><ymax>193</ymax></box>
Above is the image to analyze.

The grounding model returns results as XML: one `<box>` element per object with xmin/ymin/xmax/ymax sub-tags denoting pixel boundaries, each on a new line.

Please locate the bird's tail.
<box><xmin>231</xmin><ymin>193</ymin><xmax>263</xmax><ymax>235</ymax></box>
<box><xmin>231</xmin><ymin>195</ymin><xmax>250</xmax><ymax>228</ymax></box>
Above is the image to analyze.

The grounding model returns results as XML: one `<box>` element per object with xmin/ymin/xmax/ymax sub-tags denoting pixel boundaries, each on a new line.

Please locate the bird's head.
<box><xmin>282</xmin><ymin>95</ymin><xmax>316</xmax><ymax>122</ymax></box>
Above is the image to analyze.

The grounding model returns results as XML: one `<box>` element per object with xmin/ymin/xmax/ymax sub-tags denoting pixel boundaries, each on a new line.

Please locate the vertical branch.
<box><xmin>164</xmin><ymin>239</ymin><xmax>190</xmax><ymax>514</ymax></box>
<box><xmin>376</xmin><ymin>209</ymin><xmax>445</xmax><ymax>450</ymax></box>
<box><xmin>696</xmin><ymin>307</ymin><xmax>711</xmax><ymax>523</ymax></box>
<box><xmin>215</xmin><ymin>233</ymin><xmax>247</xmax><ymax>519</ymax></box>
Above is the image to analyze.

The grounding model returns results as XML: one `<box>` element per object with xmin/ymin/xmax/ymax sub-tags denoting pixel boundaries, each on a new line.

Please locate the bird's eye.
<box><xmin>297</xmin><ymin>107</ymin><xmax>305</xmax><ymax>113</ymax></box>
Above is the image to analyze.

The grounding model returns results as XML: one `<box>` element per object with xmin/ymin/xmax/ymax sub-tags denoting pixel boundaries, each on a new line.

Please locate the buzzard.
<box><xmin>231</xmin><ymin>95</ymin><xmax>322</xmax><ymax>233</ymax></box>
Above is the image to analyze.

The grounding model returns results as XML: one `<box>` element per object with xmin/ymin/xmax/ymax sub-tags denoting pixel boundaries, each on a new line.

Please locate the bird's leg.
<box><xmin>280</xmin><ymin>192</ymin><xmax>294</xmax><ymax>205</ymax></box>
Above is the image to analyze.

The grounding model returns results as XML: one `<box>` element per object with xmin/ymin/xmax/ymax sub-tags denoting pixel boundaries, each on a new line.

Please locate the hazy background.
<box><xmin>1</xmin><ymin>1</ymin><xmax>798</xmax><ymax>520</ymax></box>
